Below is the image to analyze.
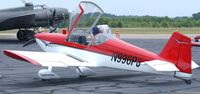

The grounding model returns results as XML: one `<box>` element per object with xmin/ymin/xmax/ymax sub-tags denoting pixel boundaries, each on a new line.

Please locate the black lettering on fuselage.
<box><xmin>117</xmin><ymin>53</ymin><xmax>122</xmax><ymax>63</ymax></box>
<box><xmin>127</xmin><ymin>56</ymin><xmax>132</xmax><ymax>65</ymax></box>
<box><xmin>131</xmin><ymin>57</ymin><xmax>137</xmax><ymax>65</ymax></box>
<box><xmin>111</xmin><ymin>52</ymin><xmax>143</xmax><ymax>67</ymax></box>
<box><xmin>136</xmin><ymin>58</ymin><xmax>142</xmax><ymax>67</ymax></box>
<box><xmin>111</xmin><ymin>52</ymin><xmax>118</xmax><ymax>62</ymax></box>
<box><xmin>122</xmin><ymin>55</ymin><xmax>127</xmax><ymax>64</ymax></box>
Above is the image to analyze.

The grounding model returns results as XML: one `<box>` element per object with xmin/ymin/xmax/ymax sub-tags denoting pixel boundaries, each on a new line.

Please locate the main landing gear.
<box><xmin>76</xmin><ymin>67</ymin><xmax>96</xmax><ymax>78</ymax></box>
<box><xmin>38</xmin><ymin>66</ymin><xmax>60</xmax><ymax>81</ymax></box>
<box><xmin>185</xmin><ymin>79</ymin><xmax>192</xmax><ymax>85</ymax></box>
<box><xmin>17</xmin><ymin>29</ymin><xmax>35</xmax><ymax>41</ymax></box>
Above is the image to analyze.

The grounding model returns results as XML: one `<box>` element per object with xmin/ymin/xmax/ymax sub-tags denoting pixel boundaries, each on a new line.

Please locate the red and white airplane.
<box><xmin>3</xmin><ymin>1</ymin><xmax>199</xmax><ymax>84</ymax></box>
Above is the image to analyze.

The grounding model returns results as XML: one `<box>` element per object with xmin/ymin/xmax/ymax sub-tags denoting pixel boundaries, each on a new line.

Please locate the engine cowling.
<box><xmin>38</xmin><ymin>69</ymin><xmax>59</xmax><ymax>80</ymax></box>
<box><xmin>76</xmin><ymin>67</ymin><xmax>96</xmax><ymax>77</ymax></box>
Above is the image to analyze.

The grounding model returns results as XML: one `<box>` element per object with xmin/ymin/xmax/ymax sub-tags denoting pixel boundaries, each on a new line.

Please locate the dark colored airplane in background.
<box><xmin>0</xmin><ymin>1</ymin><xmax>69</xmax><ymax>41</ymax></box>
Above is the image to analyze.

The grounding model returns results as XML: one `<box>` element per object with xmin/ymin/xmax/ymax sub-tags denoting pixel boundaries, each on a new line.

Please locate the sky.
<box><xmin>0</xmin><ymin>0</ymin><xmax>200</xmax><ymax>17</ymax></box>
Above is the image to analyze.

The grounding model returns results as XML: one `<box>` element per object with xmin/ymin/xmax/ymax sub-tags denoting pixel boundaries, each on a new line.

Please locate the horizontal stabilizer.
<box><xmin>145</xmin><ymin>60</ymin><xmax>179</xmax><ymax>71</ymax></box>
<box><xmin>192</xmin><ymin>61</ymin><xmax>199</xmax><ymax>69</ymax></box>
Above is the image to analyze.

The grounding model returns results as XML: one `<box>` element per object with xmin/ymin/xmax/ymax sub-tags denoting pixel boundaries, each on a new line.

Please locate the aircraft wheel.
<box><xmin>41</xmin><ymin>79</ymin><xmax>50</xmax><ymax>81</ymax></box>
<box><xmin>17</xmin><ymin>30</ymin><xmax>25</xmax><ymax>41</ymax></box>
<box><xmin>185</xmin><ymin>80</ymin><xmax>191</xmax><ymax>85</ymax></box>
<box><xmin>79</xmin><ymin>75</ymin><xmax>87</xmax><ymax>78</ymax></box>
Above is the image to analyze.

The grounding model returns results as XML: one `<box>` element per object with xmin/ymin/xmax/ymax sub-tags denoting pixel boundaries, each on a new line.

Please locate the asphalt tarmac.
<box><xmin>0</xmin><ymin>37</ymin><xmax>200</xmax><ymax>94</ymax></box>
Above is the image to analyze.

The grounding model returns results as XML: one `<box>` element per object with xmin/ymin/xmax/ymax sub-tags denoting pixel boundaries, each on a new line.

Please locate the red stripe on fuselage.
<box><xmin>89</xmin><ymin>39</ymin><xmax>164</xmax><ymax>62</ymax></box>
<box><xmin>35</xmin><ymin>33</ymin><xmax>88</xmax><ymax>49</ymax></box>
<box><xmin>35</xmin><ymin>33</ymin><xmax>166</xmax><ymax>63</ymax></box>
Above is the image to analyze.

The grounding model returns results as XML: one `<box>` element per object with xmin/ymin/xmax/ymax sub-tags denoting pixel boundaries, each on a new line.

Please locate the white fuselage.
<box><xmin>36</xmin><ymin>39</ymin><xmax>175</xmax><ymax>77</ymax></box>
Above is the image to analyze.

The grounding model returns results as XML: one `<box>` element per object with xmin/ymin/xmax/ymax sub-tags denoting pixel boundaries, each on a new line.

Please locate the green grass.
<box><xmin>0</xmin><ymin>29</ymin><xmax>18</xmax><ymax>33</ymax></box>
<box><xmin>111</xmin><ymin>28</ymin><xmax>200</xmax><ymax>34</ymax></box>
<box><xmin>1</xmin><ymin>28</ymin><xmax>200</xmax><ymax>34</ymax></box>
<box><xmin>0</xmin><ymin>35</ymin><xmax>15</xmax><ymax>38</ymax></box>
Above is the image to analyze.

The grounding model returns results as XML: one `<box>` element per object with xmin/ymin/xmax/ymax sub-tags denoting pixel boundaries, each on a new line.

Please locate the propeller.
<box><xmin>23</xmin><ymin>38</ymin><xmax>36</xmax><ymax>47</ymax></box>
<box><xmin>49</xmin><ymin>9</ymin><xmax>58</xmax><ymax>33</ymax></box>
<box><xmin>51</xmin><ymin>9</ymin><xmax>68</xmax><ymax>33</ymax></box>
<box><xmin>52</xmin><ymin>9</ymin><xmax>57</xmax><ymax>28</ymax></box>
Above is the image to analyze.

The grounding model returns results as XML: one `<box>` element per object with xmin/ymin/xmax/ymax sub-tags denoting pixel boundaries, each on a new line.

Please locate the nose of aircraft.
<box><xmin>55</xmin><ymin>8</ymin><xmax>69</xmax><ymax>21</ymax></box>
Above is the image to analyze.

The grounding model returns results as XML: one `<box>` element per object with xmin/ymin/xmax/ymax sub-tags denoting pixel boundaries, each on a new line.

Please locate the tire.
<box><xmin>79</xmin><ymin>75</ymin><xmax>87</xmax><ymax>78</ymax></box>
<box><xmin>17</xmin><ymin>30</ymin><xmax>25</xmax><ymax>41</ymax></box>
<box><xmin>41</xmin><ymin>79</ymin><xmax>50</xmax><ymax>81</ymax></box>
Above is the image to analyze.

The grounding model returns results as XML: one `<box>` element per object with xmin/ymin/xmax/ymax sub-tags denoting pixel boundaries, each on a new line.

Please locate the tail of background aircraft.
<box><xmin>159</xmin><ymin>32</ymin><xmax>192</xmax><ymax>74</ymax></box>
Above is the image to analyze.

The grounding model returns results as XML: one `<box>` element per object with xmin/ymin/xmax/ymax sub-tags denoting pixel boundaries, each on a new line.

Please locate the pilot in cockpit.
<box><xmin>92</xmin><ymin>26</ymin><xmax>101</xmax><ymax>36</ymax></box>
<box><xmin>92</xmin><ymin>25</ymin><xmax>112</xmax><ymax>37</ymax></box>
<box><xmin>91</xmin><ymin>25</ymin><xmax>113</xmax><ymax>45</ymax></box>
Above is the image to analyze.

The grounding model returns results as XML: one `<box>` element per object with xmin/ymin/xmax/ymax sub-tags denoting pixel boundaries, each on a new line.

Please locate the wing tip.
<box><xmin>3</xmin><ymin>50</ymin><xmax>41</xmax><ymax>66</ymax></box>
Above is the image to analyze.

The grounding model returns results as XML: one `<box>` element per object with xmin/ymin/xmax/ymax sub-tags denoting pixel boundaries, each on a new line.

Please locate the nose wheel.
<box><xmin>17</xmin><ymin>30</ymin><xmax>25</xmax><ymax>41</ymax></box>
<box><xmin>17</xmin><ymin>29</ymin><xmax>35</xmax><ymax>41</ymax></box>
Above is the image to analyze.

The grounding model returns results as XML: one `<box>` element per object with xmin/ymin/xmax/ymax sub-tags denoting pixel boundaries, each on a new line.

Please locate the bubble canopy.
<box><xmin>66</xmin><ymin>1</ymin><xmax>113</xmax><ymax>46</ymax></box>
<box><xmin>67</xmin><ymin>1</ymin><xmax>103</xmax><ymax>40</ymax></box>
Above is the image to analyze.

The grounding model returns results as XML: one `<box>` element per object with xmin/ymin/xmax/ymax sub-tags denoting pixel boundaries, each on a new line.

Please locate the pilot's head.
<box><xmin>92</xmin><ymin>26</ymin><xmax>100</xmax><ymax>36</ymax></box>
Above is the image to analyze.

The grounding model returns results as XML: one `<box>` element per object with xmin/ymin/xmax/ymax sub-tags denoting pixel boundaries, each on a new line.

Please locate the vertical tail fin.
<box><xmin>159</xmin><ymin>32</ymin><xmax>192</xmax><ymax>74</ymax></box>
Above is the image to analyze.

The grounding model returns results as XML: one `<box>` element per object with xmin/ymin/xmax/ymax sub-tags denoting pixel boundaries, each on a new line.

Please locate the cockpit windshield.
<box><xmin>91</xmin><ymin>33</ymin><xmax>113</xmax><ymax>45</ymax></box>
<box><xmin>66</xmin><ymin>1</ymin><xmax>103</xmax><ymax>45</ymax></box>
<box><xmin>34</xmin><ymin>5</ymin><xmax>48</xmax><ymax>10</ymax></box>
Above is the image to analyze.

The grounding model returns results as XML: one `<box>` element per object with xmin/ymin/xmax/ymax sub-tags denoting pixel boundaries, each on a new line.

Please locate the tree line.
<box><xmin>58</xmin><ymin>12</ymin><xmax>200</xmax><ymax>28</ymax></box>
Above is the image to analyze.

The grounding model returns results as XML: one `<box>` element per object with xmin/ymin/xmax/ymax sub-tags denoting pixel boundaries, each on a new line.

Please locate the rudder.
<box><xmin>159</xmin><ymin>31</ymin><xmax>191</xmax><ymax>74</ymax></box>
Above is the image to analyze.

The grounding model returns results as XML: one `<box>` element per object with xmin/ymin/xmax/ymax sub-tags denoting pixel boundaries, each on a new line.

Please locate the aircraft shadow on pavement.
<box><xmin>4</xmin><ymin>73</ymin><xmax>184</xmax><ymax>88</ymax></box>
